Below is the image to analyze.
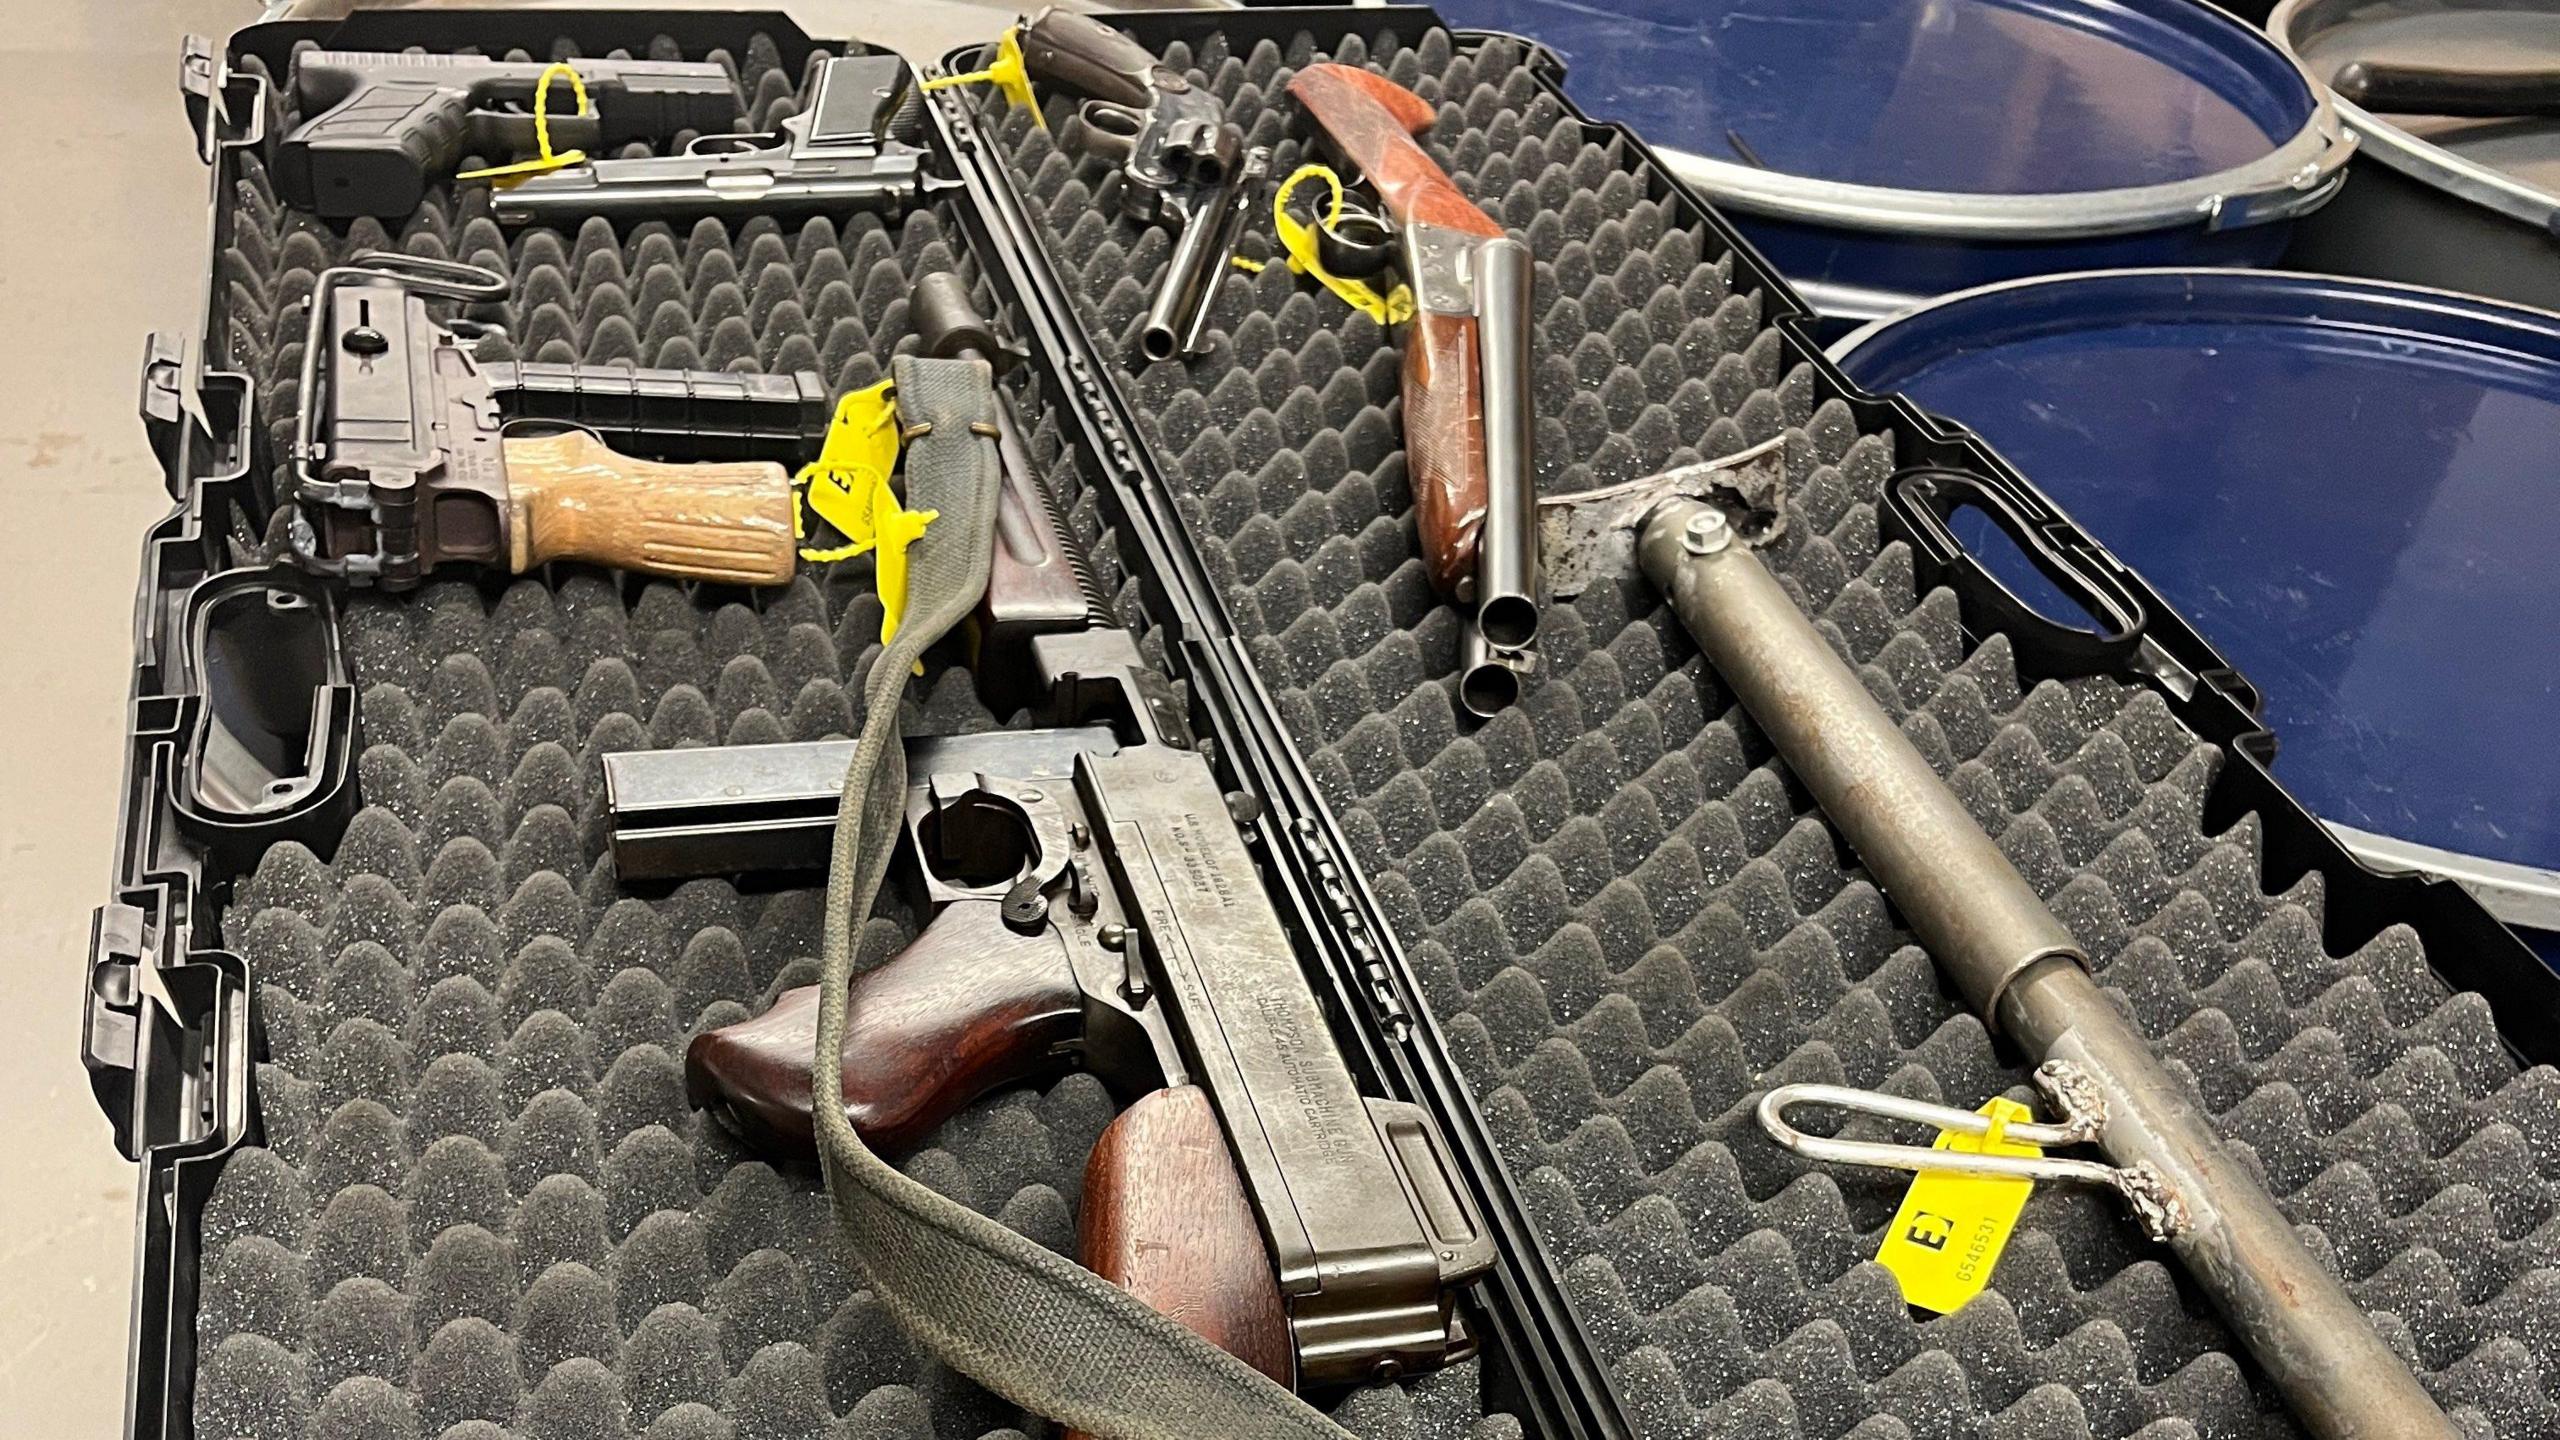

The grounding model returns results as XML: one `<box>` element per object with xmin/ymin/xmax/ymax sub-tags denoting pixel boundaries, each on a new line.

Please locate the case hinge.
<box><xmin>1291</xmin><ymin>816</ymin><xmax>1413</xmax><ymax>1038</ymax></box>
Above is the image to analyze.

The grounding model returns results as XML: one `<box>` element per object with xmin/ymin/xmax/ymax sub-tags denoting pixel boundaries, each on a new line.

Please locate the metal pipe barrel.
<box><xmin>1634</xmin><ymin>496</ymin><xmax>2453</xmax><ymax>1440</ymax></box>
<box><xmin>1471</xmin><ymin>236</ymin><xmax>1539</xmax><ymax>652</ymax></box>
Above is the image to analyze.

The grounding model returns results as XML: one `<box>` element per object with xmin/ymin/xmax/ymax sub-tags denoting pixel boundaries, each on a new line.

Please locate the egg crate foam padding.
<box><xmin>192</xmin><ymin>30</ymin><xmax>1514</xmax><ymax>1440</ymax></box>
<box><xmin>959</xmin><ymin>18</ymin><xmax>2560</xmax><ymax>1438</ymax></box>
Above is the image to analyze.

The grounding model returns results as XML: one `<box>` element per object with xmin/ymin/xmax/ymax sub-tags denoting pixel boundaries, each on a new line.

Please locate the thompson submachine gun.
<box><xmin>288</xmin><ymin>253</ymin><xmax>809</xmax><ymax>590</ymax></box>
<box><xmin>608</xmin><ymin>278</ymin><xmax>1496</xmax><ymax>1393</ymax></box>
<box><xmin>490</xmin><ymin>53</ymin><xmax>946</xmax><ymax>224</ymax></box>
<box><xmin>279</xmin><ymin>49</ymin><xmax>743</xmax><ymax>218</ymax></box>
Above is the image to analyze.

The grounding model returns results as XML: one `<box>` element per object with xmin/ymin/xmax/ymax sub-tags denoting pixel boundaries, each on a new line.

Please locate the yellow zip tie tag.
<box><xmin>920</xmin><ymin>26</ymin><xmax>1041</xmax><ymax>125</ymax></box>
<box><xmin>790</xmin><ymin>380</ymin><xmax>937</xmax><ymax>670</ymax></box>
<box><xmin>1272</xmin><ymin>164</ymin><xmax>1414</xmax><ymax>325</ymax></box>
<box><xmin>458</xmin><ymin>62</ymin><xmax>591</xmax><ymax>181</ymax></box>
<box><xmin>1875</xmin><ymin>1096</ymin><xmax>2040</xmax><ymax>1313</ymax></box>
<box><xmin>795</xmin><ymin>380</ymin><xmax>903</xmax><ymax>555</ymax></box>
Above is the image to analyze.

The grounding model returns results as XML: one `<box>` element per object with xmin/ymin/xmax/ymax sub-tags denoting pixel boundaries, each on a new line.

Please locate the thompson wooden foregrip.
<box><xmin>501</xmin><ymin>430</ymin><xmax>796</xmax><ymax>585</ymax></box>
<box><xmin>1405</xmin><ymin>308</ymin><xmax>1491</xmax><ymax>595</ymax></box>
<box><xmin>1071</xmin><ymin>1084</ymin><xmax>1293</xmax><ymax>1440</ymax></box>
<box><xmin>684</xmin><ymin>902</ymin><xmax>1085</xmax><ymax>1156</ymax></box>
<box><xmin>1287</xmin><ymin>64</ymin><xmax>1503</xmax><ymax>241</ymax></box>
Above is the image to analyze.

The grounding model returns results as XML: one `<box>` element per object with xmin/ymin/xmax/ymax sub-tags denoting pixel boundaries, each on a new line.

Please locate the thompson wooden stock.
<box><xmin>501</xmin><ymin>430</ymin><xmax>797</xmax><ymax>585</ymax></box>
<box><xmin>1289</xmin><ymin>63</ymin><xmax>1506</xmax><ymax>597</ymax></box>
<box><xmin>1067</xmin><ymin>1085</ymin><xmax>1294</xmax><ymax>1440</ymax></box>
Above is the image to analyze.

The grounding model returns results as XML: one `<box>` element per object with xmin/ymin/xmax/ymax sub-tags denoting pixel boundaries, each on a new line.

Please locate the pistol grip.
<box><xmin>500</xmin><ymin>430</ymin><xmax>795</xmax><ymax>585</ymax></box>
<box><xmin>1072</xmin><ymin>1084</ymin><xmax>1294</xmax><ymax>1430</ymax></box>
<box><xmin>685</xmin><ymin>902</ymin><xmax>1085</xmax><ymax>1156</ymax></box>
<box><xmin>285</xmin><ymin>78</ymin><xmax>474</xmax><ymax>218</ymax></box>
<box><xmin>1405</xmin><ymin>308</ymin><xmax>1490</xmax><ymax>596</ymax></box>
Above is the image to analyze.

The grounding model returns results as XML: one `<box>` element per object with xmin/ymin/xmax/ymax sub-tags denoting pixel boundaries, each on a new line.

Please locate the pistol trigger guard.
<box><xmin>496</xmin><ymin>415</ymin><xmax>604</xmax><ymax>447</ymax></box>
<box><xmin>1076</xmin><ymin>97</ymin><xmax>1145</xmax><ymax>161</ymax></box>
<box><xmin>684</xmin><ymin>129</ymin><xmax>785</xmax><ymax>157</ymax></box>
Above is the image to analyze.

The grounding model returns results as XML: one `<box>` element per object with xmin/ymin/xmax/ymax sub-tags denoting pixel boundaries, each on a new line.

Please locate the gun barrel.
<box><xmin>1470</xmin><ymin>235</ymin><xmax>1538</xmax><ymax>652</ymax></box>
<box><xmin>1632</xmin><ymin>496</ymin><xmax>2456</xmax><ymax>1440</ymax></box>
<box><xmin>1456</xmin><ymin>621</ymin><xmax>1527</xmax><ymax>719</ymax></box>
<box><xmin>491</xmin><ymin>150</ymin><xmax>929</xmax><ymax>223</ymax></box>
<box><xmin>1136</xmin><ymin>148</ymin><xmax>1267</xmax><ymax>362</ymax></box>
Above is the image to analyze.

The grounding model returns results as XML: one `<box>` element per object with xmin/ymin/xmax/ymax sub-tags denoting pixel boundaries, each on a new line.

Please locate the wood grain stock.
<box><xmin>1404</xmin><ymin>308</ymin><xmax>1490</xmax><ymax>594</ymax></box>
<box><xmin>1286</xmin><ymin>64</ymin><xmax>1503</xmax><ymax>241</ymax></box>
<box><xmin>1290</xmin><ymin>63</ymin><xmax>1503</xmax><ymax>595</ymax></box>
<box><xmin>501</xmin><ymin>430</ymin><xmax>796</xmax><ymax>585</ymax></box>
<box><xmin>1070</xmin><ymin>1084</ymin><xmax>1293</xmax><ymax>1440</ymax></box>
<box><xmin>684</xmin><ymin>902</ymin><xmax>1084</xmax><ymax>1156</ymax></box>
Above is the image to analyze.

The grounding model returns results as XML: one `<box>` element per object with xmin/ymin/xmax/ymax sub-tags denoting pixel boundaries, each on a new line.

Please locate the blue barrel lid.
<box><xmin>1835</xmin><ymin>270</ymin><xmax>2560</xmax><ymax>921</ymax></box>
<box><xmin>1445</xmin><ymin>0</ymin><xmax>2344</xmax><ymax>234</ymax></box>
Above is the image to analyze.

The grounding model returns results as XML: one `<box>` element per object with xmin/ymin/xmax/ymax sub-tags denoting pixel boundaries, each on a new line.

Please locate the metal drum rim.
<box><xmin>1830</xmin><ymin>265</ymin><xmax>2560</xmax><ymax>928</ymax></box>
<box><xmin>2266</xmin><ymin>0</ymin><xmax>2560</xmax><ymax>230</ymax></box>
<box><xmin>1644</xmin><ymin>0</ymin><xmax>2355</xmax><ymax>241</ymax></box>
<box><xmin>1829</xmin><ymin>265</ymin><xmax>2560</xmax><ymax>375</ymax></box>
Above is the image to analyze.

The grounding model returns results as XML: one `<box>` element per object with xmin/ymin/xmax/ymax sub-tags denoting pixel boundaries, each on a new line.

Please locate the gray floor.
<box><xmin>0</xmin><ymin>2</ymin><xmax>1053</xmax><ymax>1432</ymax></box>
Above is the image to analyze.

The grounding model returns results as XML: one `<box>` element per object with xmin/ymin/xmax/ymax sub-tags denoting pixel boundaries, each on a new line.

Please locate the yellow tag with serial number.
<box><xmin>1875</xmin><ymin>1096</ymin><xmax>2039</xmax><ymax>1313</ymax></box>
<box><xmin>458</xmin><ymin>63</ymin><xmax>592</xmax><ymax>182</ymax></box>
<box><xmin>1272</xmin><ymin>164</ymin><xmax>1414</xmax><ymax>325</ymax></box>
<box><xmin>793</xmin><ymin>380</ymin><xmax>937</xmax><ymax>671</ymax></box>
<box><xmin>795</xmin><ymin>379</ymin><xmax>905</xmax><ymax>559</ymax></box>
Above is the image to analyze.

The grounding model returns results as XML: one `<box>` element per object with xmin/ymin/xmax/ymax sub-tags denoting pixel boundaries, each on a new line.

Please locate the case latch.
<box><xmin>181</xmin><ymin>33</ymin><xmax>267</xmax><ymax>160</ymax></box>
<box><xmin>139</xmin><ymin>332</ymin><xmax>258</xmax><ymax>504</ymax></box>
<box><xmin>84</xmin><ymin>903</ymin><xmax>151</xmax><ymax>1159</ymax></box>
<box><xmin>84</xmin><ymin>902</ymin><xmax>253</xmax><ymax>1164</ymax></box>
<box><xmin>139</xmin><ymin>331</ymin><xmax>186</xmax><ymax>487</ymax></box>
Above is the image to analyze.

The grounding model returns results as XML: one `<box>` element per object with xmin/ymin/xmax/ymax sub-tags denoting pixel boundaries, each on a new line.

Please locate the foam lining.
<box><xmin>196</xmin><ymin>33</ymin><xmax>1508</xmax><ymax>1440</ymax></box>
<box><xmin>965</xmin><ymin>20</ymin><xmax>2560</xmax><ymax>1437</ymax></box>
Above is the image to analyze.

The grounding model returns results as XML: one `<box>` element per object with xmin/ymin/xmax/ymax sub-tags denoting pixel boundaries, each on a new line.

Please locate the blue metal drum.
<box><xmin>1443</xmin><ymin>0</ymin><xmax>2356</xmax><ymax>325</ymax></box>
<box><xmin>1833</xmin><ymin>270</ymin><xmax>2560</xmax><ymax>946</ymax></box>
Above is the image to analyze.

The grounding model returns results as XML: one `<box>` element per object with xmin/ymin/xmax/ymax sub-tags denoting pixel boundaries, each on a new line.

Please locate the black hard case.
<box><xmin>92</xmin><ymin>8</ymin><xmax>2558</xmax><ymax>1439</ymax></box>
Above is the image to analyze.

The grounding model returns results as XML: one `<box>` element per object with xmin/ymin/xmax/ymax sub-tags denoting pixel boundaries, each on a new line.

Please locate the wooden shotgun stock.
<box><xmin>1289</xmin><ymin>64</ymin><xmax>1507</xmax><ymax>598</ymax></box>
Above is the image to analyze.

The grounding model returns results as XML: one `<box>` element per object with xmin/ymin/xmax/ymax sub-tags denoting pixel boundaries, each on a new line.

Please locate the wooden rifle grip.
<box><xmin>501</xmin><ymin>430</ymin><xmax>796</xmax><ymax>585</ymax></box>
<box><xmin>684</xmin><ymin>902</ymin><xmax>1085</xmax><ymax>1156</ymax></box>
<box><xmin>1069</xmin><ymin>1084</ymin><xmax>1294</xmax><ymax>1440</ymax></box>
<box><xmin>1405</xmin><ymin>308</ymin><xmax>1490</xmax><ymax>596</ymax></box>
